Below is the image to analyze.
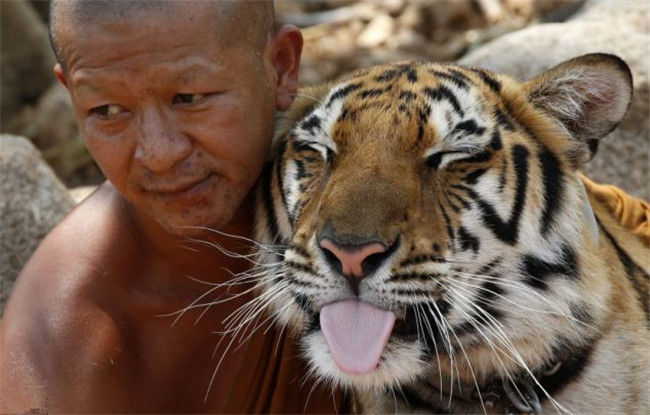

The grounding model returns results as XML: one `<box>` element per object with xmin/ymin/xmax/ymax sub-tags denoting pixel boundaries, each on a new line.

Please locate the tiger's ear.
<box><xmin>524</xmin><ymin>53</ymin><xmax>633</xmax><ymax>161</ymax></box>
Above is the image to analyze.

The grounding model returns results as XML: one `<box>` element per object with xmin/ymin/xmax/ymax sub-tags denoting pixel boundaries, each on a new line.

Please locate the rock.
<box><xmin>32</xmin><ymin>82</ymin><xmax>79</xmax><ymax>152</ymax></box>
<box><xmin>1</xmin><ymin>0</ymin><xmax>57</xmax><ymax>128</ymax></box>
<box><xmin>4</xmin><ymin>81</ymin><xmax>93</xmax><ymax>185</ymax></box>
<box><xmin>357</xmin><ymin>13</ymin><xmax>395</xmax><ymax>48</ymax></box>
<box><xmin>572</xmin><ymin>0</ymin><xmax>648</xmax><ymax>32</ymax></box>
<box><xmin>534</xmin><ymin>0</ymin><xmax>585</xmax><ymax>22</ymax></box>
<box><xmin>0</xmin><ymin>135</ymin><xmax>74</xmax><ymax>315</ymax></box>
<box><xmin>460</xmin><ymin>9</ymin><xmax>650</xmax><ymax>200</ymax></box>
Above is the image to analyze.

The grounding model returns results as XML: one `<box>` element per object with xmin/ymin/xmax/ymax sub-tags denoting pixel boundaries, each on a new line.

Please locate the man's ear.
<box><xmin>523</xmin><ymin>53</ymin><xmax>633</xmax><ymax>161</ymax></box>
<box><xmin>270</xmin><ymin>25</ymin><xmax>303</xmax><ymax>111</ymax></box>
<box><xmin>54</xmin><ymin>63</ymin><xmax>68</xmax><ymax>88</ymax></box>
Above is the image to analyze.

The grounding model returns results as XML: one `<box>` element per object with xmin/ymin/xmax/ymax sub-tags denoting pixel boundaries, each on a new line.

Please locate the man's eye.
<box><xmin>173</xmin><ymin>93</ymin><xmax>206</xmax><ymax>104</ymax></box>
<box><xmin>90</xmin><ymin>104</ymin><xmax>128</xmax><ymax>118</ymax></box>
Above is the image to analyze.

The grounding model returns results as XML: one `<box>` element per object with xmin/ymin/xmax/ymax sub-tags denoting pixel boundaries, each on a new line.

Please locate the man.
<box><xmin>0</xmin><ymin>1</ymin><xmax>342</xmax><ymax>412</ymax></box>
<box><xmin>3</xmin><ymin>1</ymin><xmax>649</xmax><ymax>413</ymax></box>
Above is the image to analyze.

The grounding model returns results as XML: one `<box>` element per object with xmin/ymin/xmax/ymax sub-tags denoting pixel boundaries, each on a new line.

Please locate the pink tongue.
<box><xmin>320</xmin><ymin>300</ymin><xmax>396</xmax><ymax>375</ymax></box>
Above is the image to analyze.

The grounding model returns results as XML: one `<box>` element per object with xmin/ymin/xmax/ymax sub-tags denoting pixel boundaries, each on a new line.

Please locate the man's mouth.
<box><xmin>144</xmin><ymin>173</ymin><xmax>214</xmax><ymax>196</ymax></box>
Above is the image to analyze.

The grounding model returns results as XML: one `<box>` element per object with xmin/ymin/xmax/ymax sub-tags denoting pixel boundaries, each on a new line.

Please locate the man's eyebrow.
<box><xmin>171</xmin><ymin>61</ymin><xmax>229</xmax><ymax>85</ymax></box>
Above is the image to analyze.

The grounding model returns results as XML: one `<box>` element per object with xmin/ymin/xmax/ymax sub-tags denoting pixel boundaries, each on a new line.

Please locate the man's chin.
<box><xmin>158</xmin><ymin>216</ymin><xmax>233</xmax><ymax>239</ymax></box>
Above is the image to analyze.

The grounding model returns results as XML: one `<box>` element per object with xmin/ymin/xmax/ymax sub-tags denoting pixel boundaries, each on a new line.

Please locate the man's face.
<box><xmin>59</xmin><ymin>8</ymin><xmax>281</xmax><ymax>236</ymax></box>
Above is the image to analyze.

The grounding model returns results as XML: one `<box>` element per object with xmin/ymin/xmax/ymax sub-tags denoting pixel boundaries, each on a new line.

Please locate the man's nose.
<box><xmin>134</xmin><ymin>107</ymin><xmax>192</xmax><ymax>173</ymax></box>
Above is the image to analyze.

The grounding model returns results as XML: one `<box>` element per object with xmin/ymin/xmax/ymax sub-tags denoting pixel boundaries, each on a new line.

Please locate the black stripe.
<box><xmin>325</xmin><ymin>148</ymin><xmax>334</xmax><ymax>163</ymax></box>
<box><xmin>489</xmin><ymin>129</ymin><xmax>503</xmax><ymax>150</ymax></box>
<box><xmin>399</xmin><ymin>255</ymin><xmax>447</xmax><ymax>267</ymax></box>
<box><xmin>520</xmin><ymin>244</ymin><xmax>579</xmax><ymax>290</ymax></box>
<box><xmin>476</xmin><ymin>277</ymin><xmax>505</xmax><ymax>318</ymax></box>
<box><xmin>449</xmin><ymin>68</ymin><xmax>474</xmax><ymax>84</ymax></box>
<box><xmin>289</xmin><ymin>245</ymin><xmax>310</xmax><ymax>259</ymax></box>
<box><xmin>358</xmin><ymin>88</ymin><xmax>384</xmax><ymax>99</ymax></box>
<box><xmin>469</xmin><ymin>68</ymin><xmax>501</xmax><ymax>93</ymax></box>
<box><xmin>449</xmin><ymin>191</ymin><xmax>471</xmax><ymax>209</ymax></box>
<box><xmin>423</xmin><ymin>85</ymin><xmax>465</xmax><ymax>117</ymax></box>
<box><xmin>417</xmin><ymin>106</ymin><xmax>429</xmax><ymax>141</ymax></box>
<box><xmin>538</xmin><ymin>147</ymin><xmax>564</xmax><ymax>236</ymax></box>
<box><xmin>462</xmin><ymin>168</ymin><xmax>487</xmax><ymax>185</ymax></box>
<box><xmin>337</xmin><ymin>107</ymin><xmax>358</xmax><ymax>122</ymax></box>
<box><xmin>450</xmin><ymin>183</ymin><xmax>476</xmax><ymax>197</ymax></box>
<box><xmin>438</xmin><ymin>200</ymin><xmax>456</xmax><ymax>247</ymax></box>
<box><xmin>453</xmin><ymin>119</ymin><xmax>486</xmax><ymax>136</ymax></box>
<box><xmin>426</xmin><ymin>152</ymin><xmax>444</xmax><ymax>170</ymax></box>
<box><xmin>476</xmin><ymin>145</ymin><xmax>529</xmax><ymax>244</ymax></box>
<box><xmin>294</xmin><ymin>159</ymin><xmax>308</xmax><ymax>180</ymax></box>
<box><xmin>399</xmin><ymin>90</ymin><xmax>418</xmax><ymax>101</ymax></box>
<box><xmin>498</xmin><ymin>157</ymin><xmax>507</xmax><ymax>193</ymax></box>
<box><xmin>292</xmin><ymin>292</ymin><xmax>313</xmax><ymax>315</ymax></box>
<box><xmin>388</xmin><ymin>272</ymin><xmax>441</xmax><ymax>282</ymax></box>
<box><xmin>325</xmin><ymin>82</ymin><xmax>363</xmax><ymax>107</ymax></box>
<box><xmin>375</xmin><ymin>69</ymin><xmax>399</xmax><ymax>82</ymax></box>
<box><xmin>586</xmin><ymin>139</ymin><xmax>599</xmax><ymax>158</ymax></box>
<box><xmin>444</xmin><ymin>193</ymin><xmax>461</xmax><ymax>213</ymax></box>
<box><xmin>405</xmin><ymin>66</ymin><xmax>418</xmax><ymax>83</ymax></box>
<box><xmin>458</xmin><ymin>226</ymin><xmax>480</xmax><ymax>253</ymax></box>
<box><xmin>599</xmin><ymin>221</ymin><xmax>650</xmax><ymax>323</ymax></box>
<box><xmin>261</xmin><ymin>163</ymin><xmax>280</xmax><ymax>243</ymax></box>
<box><xmin>291</xmin><ymin>140</ymin><xmax>318</xmax><ymax>153</ymax></box>
<box><xmin>495</xmin><ymin>108</ymin><xmax>515</xmax><ymax>131</ymax></box>
<box><xmin>541</xmin><ymin>339</ymin><xmax>595</xmax><ymax>396</ymax></box>
<box><xmin>300</xmin><ymin>114</ymin><xmax>321</xmax><ymax>134</ymax></box>
<box><xmin>275</xmin><ymin>140</ymin><xmax>288</xmax><ymax>212</ymax></box>
<box><xmin>429</xmin><ymin>69</ymin><xmax>470</xmax><ymax>90</ymax></box>
<box><xmin>373</xmin><ymin>64</ymin><xmax>419</xmax><ymax>83</ymax></box>
<box><xmin>456</xmin><ymin>150</ymin><xmax>492</xmax><ymax>165</ymax></box>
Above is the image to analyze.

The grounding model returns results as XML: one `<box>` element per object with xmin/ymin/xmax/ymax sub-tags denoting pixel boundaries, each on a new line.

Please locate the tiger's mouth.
<box><xmin>312</xmin><ymin>299</ymin><xmax>429</xmax><ymax>376</ymax></box>
<box><xmin>319</xmin><ymin>299</ymin><xmax>396</xmax><ymax>375</ymax></box>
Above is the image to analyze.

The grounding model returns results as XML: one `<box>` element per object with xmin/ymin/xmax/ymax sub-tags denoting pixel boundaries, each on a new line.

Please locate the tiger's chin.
<box><xmin>302</xmin><ymin>331</ymin><xmax>426</xmax><ymax>391</ymax></box>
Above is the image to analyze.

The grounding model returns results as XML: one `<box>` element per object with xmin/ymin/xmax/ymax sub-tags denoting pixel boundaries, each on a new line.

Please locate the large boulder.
<box><xmin>0</xmin><ymin>0</ymin><xmax>56</xmax><ymax>128</ymax></box>
<box><xmin>0</xmin><ymin>135</ymin><xmax>74</xmax><ymax>315</ymax></box>
<box><xmin>460</xmin><ymin>2</ymin><xmax>650</xmax><ymax>200</ymax></box>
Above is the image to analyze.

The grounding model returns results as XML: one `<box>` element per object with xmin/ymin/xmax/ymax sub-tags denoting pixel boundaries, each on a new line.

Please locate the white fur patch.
<box><xmin>303</xmin><ymin>331</ymin><xmax>426</xmax><ymax>392</ymax></box>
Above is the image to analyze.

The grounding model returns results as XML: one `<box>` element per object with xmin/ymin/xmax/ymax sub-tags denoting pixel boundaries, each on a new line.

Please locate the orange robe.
<box><xmin>582</xmin><ymin>175</ymin><xmax>650</xmax><ymax>247</ymax></box>
<box><xmin>217</xmin><ymin>326</ymin><xmax>346</xmax><ymax>413</ymax></box>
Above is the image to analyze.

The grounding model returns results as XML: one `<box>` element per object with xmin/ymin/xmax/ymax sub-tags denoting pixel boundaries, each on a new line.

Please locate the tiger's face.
<box><xmin>254</xmin><ymin>55</ymin><xmax>632</xmax><ymax>392</ymax></box>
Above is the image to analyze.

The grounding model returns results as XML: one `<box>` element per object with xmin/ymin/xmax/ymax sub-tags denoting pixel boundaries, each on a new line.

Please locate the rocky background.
<box><xmin>1</xmin><ymin>0</ymin><xmax>648</xmax><ymax>313</ymax></box>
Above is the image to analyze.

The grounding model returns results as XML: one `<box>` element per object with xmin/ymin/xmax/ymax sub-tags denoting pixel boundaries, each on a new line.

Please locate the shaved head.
<box><xmin>49</xmin><ymin>0</ymin><xmax>276</xmax><ymax>69</ymax></box>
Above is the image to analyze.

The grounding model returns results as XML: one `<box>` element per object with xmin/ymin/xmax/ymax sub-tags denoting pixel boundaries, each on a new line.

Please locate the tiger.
<box><xmin>250</xmin><ymin>53</ymin><xmax>649</xmax><ymax>414</ymax></box>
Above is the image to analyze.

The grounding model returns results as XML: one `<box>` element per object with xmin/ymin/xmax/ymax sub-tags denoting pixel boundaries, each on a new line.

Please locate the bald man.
<box><xmin>0</xmin><ymin>1</ymin><xmax>343</xmax><ymax>412</ymax></box>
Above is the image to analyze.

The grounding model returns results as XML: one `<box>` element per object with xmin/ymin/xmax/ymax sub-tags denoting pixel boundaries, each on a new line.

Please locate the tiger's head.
<box><xmin>253</xmin><ymin>54</ymin><xmax>632</xmax><ymax>392</ymax></box>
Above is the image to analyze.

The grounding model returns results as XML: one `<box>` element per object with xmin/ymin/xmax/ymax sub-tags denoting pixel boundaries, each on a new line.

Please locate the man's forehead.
<box><xmin>51</xmin><ymin>0</ymin><xmax>274</xmax><ymax>68</ymax></box>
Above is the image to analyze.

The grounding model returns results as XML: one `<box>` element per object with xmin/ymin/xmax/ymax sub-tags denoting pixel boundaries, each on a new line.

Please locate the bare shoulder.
<box><xmin>0</xmin><ymin>183</ymin><xmax>136</xmax><ymax>412</ymax></box>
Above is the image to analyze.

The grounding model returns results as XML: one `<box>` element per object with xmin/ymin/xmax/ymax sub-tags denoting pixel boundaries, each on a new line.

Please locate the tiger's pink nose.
<box><xmin>319</xmin><ymin>238</ymin><xmax>387</xmax><ymax>279</ymax></box>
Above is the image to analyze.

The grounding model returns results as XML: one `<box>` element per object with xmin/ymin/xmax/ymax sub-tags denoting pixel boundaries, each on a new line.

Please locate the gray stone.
<box><xmin>32</xmin><ymin>82</ymin><xmax>79</xmax><ymax>152</ymax></box>
<box><xmin>572</xmin><ymin>0</ymin><xmax>648</xmax><ymax>32</ymax></box>
<box><xmin>460</xmin><ymin>8</ymin><xmax>650</xmax><ymax>200</ymax></box>
<box><xmin>0</xmin><ymin>135</ymin><xmax>74</xmax><ymax>315</ymax></box>
<box><xmin>1</xmin><ymin>0</ymin><xmax>57</xmax><ymax>129</ymax></box>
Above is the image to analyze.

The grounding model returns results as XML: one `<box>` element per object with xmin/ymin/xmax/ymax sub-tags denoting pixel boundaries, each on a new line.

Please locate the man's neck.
<box><xmin>119</xmin><ymin>192</ymin><xmax>256</xmax><ymax>282</ymax></box>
